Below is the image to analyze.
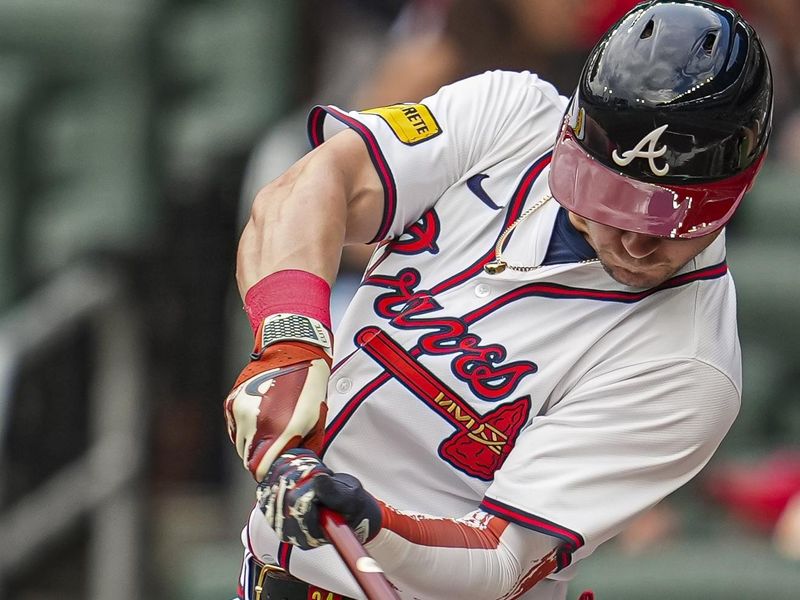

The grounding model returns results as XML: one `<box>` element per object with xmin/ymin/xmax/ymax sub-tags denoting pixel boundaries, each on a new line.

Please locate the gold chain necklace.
<box><xmin>484</xmin><ymin>195</ymin><xmax>599</xmax><ymax>275</ymax></box>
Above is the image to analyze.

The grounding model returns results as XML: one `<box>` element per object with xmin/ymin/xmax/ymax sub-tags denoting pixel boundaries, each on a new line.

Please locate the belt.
<box><xmin>247</xmin><ymin>556</ymin><xmax>356</xmax><ymax>600</ymax></box>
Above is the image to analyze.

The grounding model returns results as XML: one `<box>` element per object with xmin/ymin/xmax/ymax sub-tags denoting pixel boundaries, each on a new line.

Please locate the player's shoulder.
<box><xmin>687</xmin><ymin>236</ymin><xmax>742</xmax><ymax>391</ymax></box>
<box><xmin>433</xmin><ymin>70</ymin><xmax>568</xmax><ymax>156</ymax></box>
<box><xmin>570</xmin><ymin>234</ymin><xmax>741</xmax><ymax>393</ymax></box>
<box><xmin>639</xmin><ymin>233</ymin><xmax>741</xmax><ymax>392</ymax></box>
<box><xmin>466</xmin><ymin>69</ymin><xmax>564</xmax><ymax>96</ymax></box>
<box><xmin>454</xmin><ymin>69</ymin><xmax>568</xmax><ymax>112</ymax></box>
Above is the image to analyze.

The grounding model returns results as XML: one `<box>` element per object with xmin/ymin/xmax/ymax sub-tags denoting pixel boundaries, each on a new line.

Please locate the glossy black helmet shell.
<box><xmin>575</xmin><ymin>0</ymin><xmax>772</xmax><ymax>183</ymax></box>
<box><xmin>548</xmin><ymin>0</ymin><xmax>773</xmax><ymax>238</ymax></box>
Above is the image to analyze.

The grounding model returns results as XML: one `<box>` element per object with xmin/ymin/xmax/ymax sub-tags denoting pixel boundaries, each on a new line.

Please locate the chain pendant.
<box><xmin>484</xmin><ymin>260</ymin><xmax>507</xmax><ymax>275</ymax></box>
<box><xmin>485</xmin><ymin>194</ymin><xmax>555</xmax><ymax>276</ymax></box>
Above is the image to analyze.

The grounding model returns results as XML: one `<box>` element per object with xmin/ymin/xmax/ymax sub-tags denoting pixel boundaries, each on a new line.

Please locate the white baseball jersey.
<box><xmin>241</xmin><ymin>70</ymin><xmax>741</xmax><ymax>599</ymax></box>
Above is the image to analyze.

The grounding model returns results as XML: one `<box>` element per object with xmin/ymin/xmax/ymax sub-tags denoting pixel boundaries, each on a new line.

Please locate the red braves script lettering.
<box><xmin>389</xmin><ymin>210</ymin><xmax>440</xmax><ymax>255</ymax></box>
<box><xmin>357</xmin><ymin>326</ymin><xmax>530</xmax><ymax>480</ymax></box>
<box><xmin>366</xmin><ymin>268</ymin><xmax>537</xmax><ymax>401</ymax></box>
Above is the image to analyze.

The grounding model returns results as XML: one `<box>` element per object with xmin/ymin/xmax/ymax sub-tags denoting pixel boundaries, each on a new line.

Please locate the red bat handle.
<box><xmin>319</xmin><ymin>508</ymin><xmax>400</xmax><ymax>600</ymax></box>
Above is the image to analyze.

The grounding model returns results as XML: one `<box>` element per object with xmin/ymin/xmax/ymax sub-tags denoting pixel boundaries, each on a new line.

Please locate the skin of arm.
<box><xmin>236</xmin><ymin>128</ymin><xmax>384</xmax><ymax>298</ymax></box>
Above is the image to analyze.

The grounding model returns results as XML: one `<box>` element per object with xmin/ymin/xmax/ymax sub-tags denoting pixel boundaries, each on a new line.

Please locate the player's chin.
<box><xmin>602</xmin><ymin>262</ymin><xmax>675</xmax><ymax>289</ymax></box>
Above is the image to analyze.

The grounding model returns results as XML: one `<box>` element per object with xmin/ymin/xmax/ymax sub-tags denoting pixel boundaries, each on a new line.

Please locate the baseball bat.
<box><xmin>319</xmin><ymin>508</ymin><xmax>400</xmax><ymax>600</ymax></box>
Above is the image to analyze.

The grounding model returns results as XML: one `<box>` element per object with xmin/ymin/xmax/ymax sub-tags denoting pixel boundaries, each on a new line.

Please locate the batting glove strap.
<box><xmin>313</xmin><ymin>472</ymin><xmax>383</xmax><ymax>544</ymax></box>
<box><xmin>253</xmin><ymin>313</ymin><xmax>332</xmax><ymax>360</ymax></box>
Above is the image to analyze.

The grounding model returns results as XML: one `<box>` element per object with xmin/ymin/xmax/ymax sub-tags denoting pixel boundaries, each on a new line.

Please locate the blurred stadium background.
<box><xmin>0</xmin><ymin>1</ymin><xmax>798</xmax><ymax>599</ymax></box>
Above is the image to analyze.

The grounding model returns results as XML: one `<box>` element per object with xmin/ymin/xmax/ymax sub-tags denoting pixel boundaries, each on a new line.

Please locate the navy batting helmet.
<box><xmin>548</xmin><ymin>0</ymin><xmax>773</xmax><ymax>238</ymax></box>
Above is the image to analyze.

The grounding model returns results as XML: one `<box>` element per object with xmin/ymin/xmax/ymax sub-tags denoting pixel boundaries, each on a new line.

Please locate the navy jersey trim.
<box><xmin>464</xmin><ymin>261</ymin><xmax>729</xmax><ymax>324</ymax></box>
<box><xmin>308</xmin><ymin>105</ymin><xmax>397</xmax><ymax>244</ymax></box>
<box><xmin>480</xmin><ymin>496</ymin><xmax>584</xmax><ymax>570</ymax></box>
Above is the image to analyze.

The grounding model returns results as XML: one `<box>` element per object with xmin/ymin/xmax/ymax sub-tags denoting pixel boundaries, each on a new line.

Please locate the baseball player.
<box><xmin>224</xmin><ymin>1</ymin><xmax>773</xmax><ymax>598</ymax></box>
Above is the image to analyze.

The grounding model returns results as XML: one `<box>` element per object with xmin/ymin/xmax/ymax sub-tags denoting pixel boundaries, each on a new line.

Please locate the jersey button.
<box><xmin>335</xmin><ymin>377</ymin><xmax>353</xmax><ymax>393</ymax></box>
<box><xmin>475</xmin><ymin>283</ymin><xmax>492</xmax><ymax>298</ymax></box>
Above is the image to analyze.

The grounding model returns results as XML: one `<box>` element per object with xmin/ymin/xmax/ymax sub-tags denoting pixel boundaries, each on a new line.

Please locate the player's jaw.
<box><xmin>567</xmin><ymin>213</ymin><xmax>721</xmax><ymax>288</ymax></box>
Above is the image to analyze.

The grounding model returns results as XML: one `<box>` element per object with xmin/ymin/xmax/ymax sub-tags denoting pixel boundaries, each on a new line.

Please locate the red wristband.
<box><xmin>244</xmin><ymin>270</ymin><xmax>332</xmax><ymax>333</ymax></box>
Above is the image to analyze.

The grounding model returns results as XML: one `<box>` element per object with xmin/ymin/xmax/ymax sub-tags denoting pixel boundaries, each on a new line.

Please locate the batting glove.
<box><xmin>257</xmin><ymin>449</ymin><xmax>382</xmax><ymax>550</ymax></box>
<box><xmin>224</xmin><ymin>313</ymin><xmax>332</xmax><ymax>481</ymax></box>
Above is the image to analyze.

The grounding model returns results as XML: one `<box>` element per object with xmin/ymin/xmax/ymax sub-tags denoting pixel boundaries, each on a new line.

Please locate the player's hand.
<box><xmin>224</xmin><ymin>313</ymin><xmax>333</xmax><ymax>481</ymax></box>
<box><xmin>256</xmin><ymin>449</ymin><xmax>382</xmax><ymax>550</ymax></box>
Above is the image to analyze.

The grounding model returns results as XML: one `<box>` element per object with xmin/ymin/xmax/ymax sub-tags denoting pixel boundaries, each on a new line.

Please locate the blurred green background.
<box><xmin>0</xmin><ymin>1</ymin><xmax>798</xmax><ymax>599</ymax></box>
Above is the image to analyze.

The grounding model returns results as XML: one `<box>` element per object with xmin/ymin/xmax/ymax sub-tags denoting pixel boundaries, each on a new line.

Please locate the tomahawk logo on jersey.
<box><xmin>242</xmin><ymin>70</ymin><xmax>740</xmax><ymax>599</ymax></box>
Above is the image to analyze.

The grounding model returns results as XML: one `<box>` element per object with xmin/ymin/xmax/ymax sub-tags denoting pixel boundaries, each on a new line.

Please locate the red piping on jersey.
<box><xmin>308</xmin><ymin>105</ymin><xmax>397</xmax><ymax>244</ymax></box>
<box><xmin>363</xmin><ymin>240</ymin><xmax>393</xmax><ymax>281</ymax></box>
<box><xmin>429</xmin><ymin>152</ymin><xmax>553</xmax><ymax>295</ymax></box>
<box><xmin>463</xmin><ymin>261</ymin><xmax>729</xmax><ymax>324</ymax></box>
<box><xmin>324</xmin><ymin>370</ymin><xmax>391</xmax><ymax>448</ymax></box>
<box><xmin>326</xmin><ymin>339</ymin><xmax>423</xmax><ymax>447</ymax></box>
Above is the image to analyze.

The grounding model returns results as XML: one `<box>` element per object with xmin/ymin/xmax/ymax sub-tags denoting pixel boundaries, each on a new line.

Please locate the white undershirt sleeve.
<box><xmin>365</xmin><ymin>508</ymin><xmax>561</xmax><ymax>600</ymax></box>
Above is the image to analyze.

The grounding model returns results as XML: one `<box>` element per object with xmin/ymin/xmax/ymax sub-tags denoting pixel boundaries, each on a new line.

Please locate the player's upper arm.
<box><xmin>323</xmin><ymin>128</ymin><xmax>387</xmax><ymax>245</ymax></box>
<box><xmin>307</xmin><ymin>70</ymin><xmax>567</xmax><ymax>243</ymax></box>
<box><xmin>293</xmin><ymin>126</ymin><xmax>386</xmax><ymax>245</ymax></box>
<box><xmin>236</xmin><ymin>127</ymin><xmax>385</xmax><ymax>292</ymax></box>
<box><xmin>252</xmin><ymin>125</ymin><xmax>386</xmax><ymax>243</ymax></box>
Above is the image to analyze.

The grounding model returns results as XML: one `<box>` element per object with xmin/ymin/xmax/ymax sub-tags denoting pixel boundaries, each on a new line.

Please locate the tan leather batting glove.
<box><xmin>224</xmin><ymin>313</ymin><xmax>332</xmax><ymax>481</ymax></box>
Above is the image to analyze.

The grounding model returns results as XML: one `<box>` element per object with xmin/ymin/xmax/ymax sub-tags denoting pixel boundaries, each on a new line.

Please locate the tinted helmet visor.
<box><xmin>549</xmin><ymin>121</ymin><xmax>764</xmax><ymax>239</ymax></box>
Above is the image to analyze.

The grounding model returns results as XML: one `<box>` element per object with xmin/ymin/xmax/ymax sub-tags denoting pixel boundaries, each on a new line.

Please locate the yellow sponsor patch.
<box><xmin>361</xmin><ymin>103</ymin><xmax>441</xmax><ymax>145</ymax></box>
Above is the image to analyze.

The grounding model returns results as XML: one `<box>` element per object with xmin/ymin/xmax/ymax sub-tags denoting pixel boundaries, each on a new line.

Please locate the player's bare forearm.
<box><xmin>226</xmin><ymin>129</ymin><xmax>385</xmax><ymax>481</ymax></box>
<box><xmin>236</xmin><ymin>129</ymin><xmax>384</xmax><ymax>298</ymax></box>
